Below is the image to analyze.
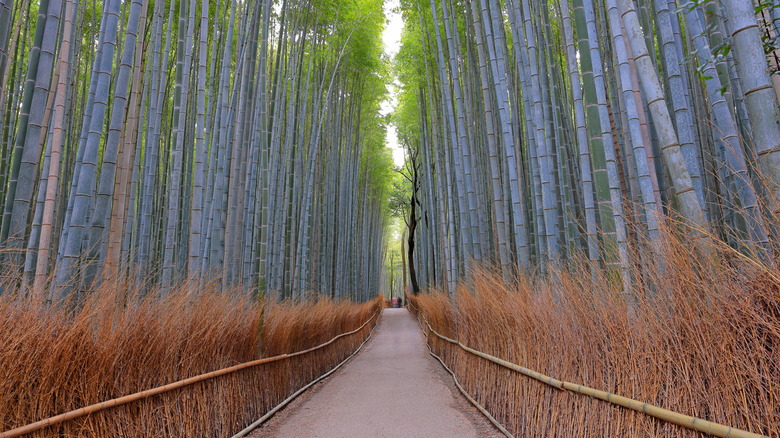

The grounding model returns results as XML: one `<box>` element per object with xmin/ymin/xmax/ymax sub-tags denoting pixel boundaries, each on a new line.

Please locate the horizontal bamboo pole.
<box><xmin>409</xmin><ymin>303</ymin><xmax>767</xmax><ymax>438</ymax></box>
<box><xmin>232</xmin><ymin>321</ymin><xmax>378</xmax><ymax>437</ymax></box>
<box><xmin>410</xmin><ymin>308</ymin><xmax>514</xmax><ymax>438</ymax></box>
<box><xmin>0</xmin><ymin>311</ymin><xmax>379</xmax><ymax>438</ymax></box>
<box><xmin>432</xmin><ymin>329</ymin><xmax>564</xmax><ymax>390</ymax></box>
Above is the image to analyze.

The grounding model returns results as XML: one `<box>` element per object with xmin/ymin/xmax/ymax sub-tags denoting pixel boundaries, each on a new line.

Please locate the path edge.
<box><xmin>232</xmin><ymin>313</ymin><xmax>382</xmax><ymax>437</ymax></box>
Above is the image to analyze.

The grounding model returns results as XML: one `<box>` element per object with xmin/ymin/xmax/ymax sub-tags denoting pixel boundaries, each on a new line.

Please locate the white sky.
<box><xmin>381</xmin><ymin>0</ymin><xmax>405</xmax><ymax>168</ymax></box>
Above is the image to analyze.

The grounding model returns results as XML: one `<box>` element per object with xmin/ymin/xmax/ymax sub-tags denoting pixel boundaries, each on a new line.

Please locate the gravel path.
<box><xmin>248</xmin><ymin>308</ymin><xmax>500</xmax><ymax>438</ymax></box>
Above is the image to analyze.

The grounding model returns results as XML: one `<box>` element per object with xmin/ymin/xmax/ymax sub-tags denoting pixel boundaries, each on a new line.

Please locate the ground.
<box><xmin>248</xmin><ymin>308</ymin><xmax>500</xmax><ymax>437</ymax></box>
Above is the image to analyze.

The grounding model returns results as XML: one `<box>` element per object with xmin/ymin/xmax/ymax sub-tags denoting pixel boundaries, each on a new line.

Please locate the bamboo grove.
<box><xmin>395</xmin><ymin>0</ymin><xmax>780</xmax><ymax>296</ymax></box>
<box><xmin>0</xmin><ymin>0</ymin><xmax>395</xmax><ymax>301</ymax></box>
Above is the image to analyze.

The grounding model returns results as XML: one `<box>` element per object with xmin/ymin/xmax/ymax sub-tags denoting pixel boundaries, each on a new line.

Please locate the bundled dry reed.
<box><xmin>410</xmin><ymin>230</ymin><xmax>780</xmax><ymax>437</ymax></box>
<box><xmin>0</xmin><ymin>281</ymin><xmax>382</xmax><ymax>437</ymax></box>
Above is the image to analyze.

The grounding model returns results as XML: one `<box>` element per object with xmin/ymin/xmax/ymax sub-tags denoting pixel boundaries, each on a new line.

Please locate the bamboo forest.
<box><xmin>1</xmin><ymin>0</ymin><xmax>779</xmax><ymax>436</ymax></box>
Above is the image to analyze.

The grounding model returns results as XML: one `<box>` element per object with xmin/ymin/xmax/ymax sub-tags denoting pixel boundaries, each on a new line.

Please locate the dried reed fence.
<box><xmin>0</xmin><ymin>283</ymin><xmax>382</xmax><ymax>437</ymax></box>
<box><xmin>408</xmin><ymin>242</ymin><xmax>779</xmax><ymax>437</ymax></box>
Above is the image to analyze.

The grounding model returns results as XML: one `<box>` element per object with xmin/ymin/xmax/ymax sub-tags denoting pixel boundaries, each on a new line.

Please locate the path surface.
<box><xmin>249</xmin><ymin>308</ymin><xmax>498</xmax><ymax>438</ymax></box>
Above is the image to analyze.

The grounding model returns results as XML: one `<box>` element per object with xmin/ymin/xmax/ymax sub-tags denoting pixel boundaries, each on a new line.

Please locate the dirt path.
<box><xmin>248</xmin><ymin>308</ymin><xmax>499</xmax><ymax>438</ymax></box>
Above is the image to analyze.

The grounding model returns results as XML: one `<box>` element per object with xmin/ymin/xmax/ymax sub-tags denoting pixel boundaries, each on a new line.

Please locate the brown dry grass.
<box><xmin>0</xmin><ymin>282</ymin><xmax>382</xmax><ymax>437</ymax></box>
<box><xmin>409</xmin><ymin>231</ymin><xmax>780</xmax><ymax>437</ymax></box>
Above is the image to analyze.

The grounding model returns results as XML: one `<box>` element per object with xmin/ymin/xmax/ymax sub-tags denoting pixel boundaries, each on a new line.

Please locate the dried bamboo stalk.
<box><xmin>0</xmin><ymin>311</ymin><xmax>379</xmax><ymax>438</ymax></box>
<box><xmin>409</xmin><ymin>303</ymin><xmax>767</xmax><ymax>438</ymax></box>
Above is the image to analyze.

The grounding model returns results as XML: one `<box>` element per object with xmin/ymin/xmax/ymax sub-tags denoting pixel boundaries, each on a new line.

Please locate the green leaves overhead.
<box><xmin>392</xmin><ymin>0</ymin><xmax>780</xmax><ymax>297</ymax></box>
<box><xmin>0</xmin><ymin>0</ymin><xmax>397</xmax><ymax>302</ymax></box>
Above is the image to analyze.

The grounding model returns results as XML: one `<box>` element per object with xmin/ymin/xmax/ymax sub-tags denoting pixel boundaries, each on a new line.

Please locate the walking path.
<box><xmin>249</xmin><ymin>308</ymin><xmax>498</xmax><ymax>437</ymax></box>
